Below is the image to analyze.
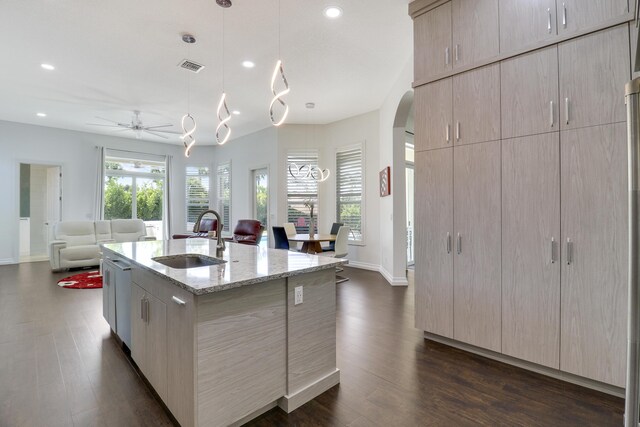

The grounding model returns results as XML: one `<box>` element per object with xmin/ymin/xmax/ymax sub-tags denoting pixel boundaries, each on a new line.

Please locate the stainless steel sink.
<box><xmin>152</xmin><ymin>254</ymin><xmax>227</xmax><ymax>269</ymax></box>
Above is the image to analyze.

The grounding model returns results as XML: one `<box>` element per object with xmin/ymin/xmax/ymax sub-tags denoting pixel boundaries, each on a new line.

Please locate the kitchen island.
<box><xmin>101</xmin><ymin>238</ymin><xmax>344</xmax><ymax>427</ymax></box>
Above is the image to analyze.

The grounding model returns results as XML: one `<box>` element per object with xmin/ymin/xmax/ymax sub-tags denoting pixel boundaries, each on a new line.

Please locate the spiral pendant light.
<box><xmin>180</xmin><ymin>34</ymin><xmax>198</xmax><ymax>157</ymax></box>
<box><xmin>269</xmin><ymin>0</ymin><xmax>290</xmax><ymax>126</ymax></box>
<box><xmin>216</xmin><ymin>6</ymin><xmax>232</xmax><ymax>144</ymax></box>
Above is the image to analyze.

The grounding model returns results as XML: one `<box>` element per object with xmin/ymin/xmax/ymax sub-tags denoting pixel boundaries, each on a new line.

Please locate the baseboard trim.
<box><xmin>346</xmin><ymin>260</ymin><xmax>379</xmax><ymax>271</ymax></box>
<box><xmin>424</xmin><ymin>332</ymin><xmax>624</xmax><ymax>398</ymax></box>
<box><xmin>278</xmin><ymin>369</ymin><xmax>340</xmax><ymax>413</ymax></box>
<box><xmin>230</xmin><ymin>402</ymin><xmax>278</xmax><ymax>427</ymax></box>
<box><xmin>0</xmin><ymin>258</ymin><xmax>17</xmax><ymax>265</ymax></box>
<box><xmin>379</xmin><ymin>266</ymin><xmax>409</xmax><ymax>286</ymax></box>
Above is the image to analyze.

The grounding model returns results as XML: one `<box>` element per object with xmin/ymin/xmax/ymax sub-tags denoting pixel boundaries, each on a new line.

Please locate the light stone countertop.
<box><xmin>101</xmin><ymin>238</ymin><xmax>347</xmax><ymax>295</ymax></box>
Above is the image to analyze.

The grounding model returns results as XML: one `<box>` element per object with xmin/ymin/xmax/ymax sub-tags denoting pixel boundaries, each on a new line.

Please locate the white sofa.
<box><xmin>49</xmin><ymin>219</ymin><xmax>155</xmax><ymax>271</ymax></box>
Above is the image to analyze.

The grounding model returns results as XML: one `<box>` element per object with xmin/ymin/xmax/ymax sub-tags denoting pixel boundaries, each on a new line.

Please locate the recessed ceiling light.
<box><xmin>305</xmin><ymin>102</ymin><xmax>315</xmax><ymax>109</ymax></box>
<box><xmin>41</xmin><ymin>63</ymin><xmax>55</xmax><ymax>71</ymax></box>
<box><xmin>242</xmin><ymin>60</ymin><xmax>255</xmax><ymax>68</ymax></box>
<box><xmin>232</xmin><ymin>110</ymin><xmax>241</xmax><ymax>115</ymax></box>
<box><xmin>323</xmin><ymin>6</ymin><xmax>343</xmax><ymax>18</ymax></box>
<box><xmin>36</xmin><ymin>112</ymin><xmax>47</xmax><ymax>117</ymax></box>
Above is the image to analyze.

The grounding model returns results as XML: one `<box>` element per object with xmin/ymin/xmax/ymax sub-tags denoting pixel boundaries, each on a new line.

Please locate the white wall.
<box><xmin>378</xmin><ymin>58</ymin><xmax>414</xmax><ymax>285</ymax></box>
<box><xmin>208</xmin><ymin>127</ymin><xmax>279</xmax><ymax>237</ymax></box>
<box><xmin>0</xmin><ymin>120</ymin><xmax>187</xmax><ymax>264</ymax></box>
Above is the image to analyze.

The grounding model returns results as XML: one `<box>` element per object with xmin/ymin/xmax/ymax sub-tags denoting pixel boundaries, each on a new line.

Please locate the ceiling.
<box><xmin>0</xmin><ymin>0</ymin><xmax>412</xmax><ymax>145</ymax></box>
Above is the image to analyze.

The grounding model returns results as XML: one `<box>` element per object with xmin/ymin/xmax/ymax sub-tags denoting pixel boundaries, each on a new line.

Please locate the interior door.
<box><xmin>45</xmin><ymin>166</ymin><xmax>61</xmax><ymax>250</ymax></box>
<box><xmin>560</xmin><ymin>123</ymin><xmax>627</xmax><ymax>387</ymax></box>
<box><xmin>453</xmin><ymin>140</ymin><xmax>501</xmax><ymax>352</ymax></box>
<box><xmin>502</xmin><ymin>133</ymin><xmax>560</xmax><ymax>368</ymax></box>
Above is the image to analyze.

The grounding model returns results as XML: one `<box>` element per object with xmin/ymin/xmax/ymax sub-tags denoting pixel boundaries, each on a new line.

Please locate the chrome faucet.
<box><xmin>194</xmin><ymin>209</ymin><xmax>226</xmax><ymax>258</ymax></box>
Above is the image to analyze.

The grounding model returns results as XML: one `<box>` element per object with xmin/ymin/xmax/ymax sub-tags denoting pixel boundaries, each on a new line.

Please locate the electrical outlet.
<box><xmin>294</xmin><ymin>286</ymin><xmax>303</xmax><ymax>305</ymax></box>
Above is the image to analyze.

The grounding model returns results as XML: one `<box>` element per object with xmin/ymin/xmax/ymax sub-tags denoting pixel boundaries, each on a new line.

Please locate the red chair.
<box><xmin>172</xmin><ymin>218</ymin><xmax>218</xmax><ymax>239</ymax></box>
<box><xmin>225</xmin><ymin>220</ymin><xmax>264</xmax><ymax>245</ymax></box>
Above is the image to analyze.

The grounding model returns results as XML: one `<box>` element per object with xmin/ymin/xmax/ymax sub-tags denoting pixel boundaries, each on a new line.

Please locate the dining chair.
<box><xmin>321</xmin><ymin>225</ymin><xmax>350</xmax><ymax>283</ymax></box>
<box><xmin>283</xmin><ymin>222</ymin><xmax>300</xmax><ymax>250</ymax></box>
<box><xmin>322</xmin><ymin>222</ymin><xmax>344</xmax><ymax>252</ymax></box>
<box><xmin>272</xmin><ymin>226</ymin><xmax>290</xmax><ymax>250</ymax></box>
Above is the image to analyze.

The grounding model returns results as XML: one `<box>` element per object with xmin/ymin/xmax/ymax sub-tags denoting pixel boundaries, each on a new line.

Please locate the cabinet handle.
<box><xmin>446</xmin><ymin>232</ymin><xmax>451</xmax><ymax>254</ymax></box>
<box><xmin>636</xmin><ymin>0</ymin><xmax>639</xmax><ymax>28</ymax></box>
<box><xmin>140</xmin><ymin>298</ymin><xmax>145</xmax><ymax>321</ymax></box>
<box><xmin>550</xmin><ymin>237</ymin><xmax>556</xmax><ymax>264</ymax></box>
<box><xmin>549</xmin><ymin>101</ymin><xmax>554</xmax><ymax>127</ymax></box>
<box><xmin>446</xmin><ymin>124</ymin><xmax>450</xmax><ymax>143</ymax></box>
<box><xmin>145</xmin><ymin>298</ymin><xmax>150</xmax><ymax>323</ymax></box>
<box><xmin>456</xmin><ymin>121</ymin><xmax>460</xmax><ymax>141</ymax></box>
<box><xmin>445</xmin><ymin>47</ymin><xmax>450</xmax><ymax>65</ymax></box>
<box><xmin>547</xmin><ymin>8</ymin><xmax>552</xmax><ymax>33</ymax></box>
<box><xmin>564</xmin><ymin>98</ymin><xmax>570</xmax><ymax>125</ymax></box>
<box><xmin>456</xmin><ymin>233</ymin><xmax>462</xmax><ymax>255</ymax></box>
<box><xmin>172</xmin><ymin>296</ymin><xmax>186</xmax><ymax>306</ymax></box>
<box><xmin>104</xmin><ymin>269</ymin><xmax>109</xmax><ymax>285</ymax></box>
<box><xmin>562</xmin><ymin>3</ymin><xmax>567</xmax><ymax>28</ymax></box>
<box><xmin>454</xmin><ymin>44</ymin><xmax>459</xmax><ymax>62</ymax></box>
<box><xmin>566</xmin><ymin>238</ymin><xmax>573</xmax><ymax>265</ymax></box>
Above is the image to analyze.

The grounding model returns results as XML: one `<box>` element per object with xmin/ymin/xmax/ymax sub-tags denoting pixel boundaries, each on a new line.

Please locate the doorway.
<box><xmin>251</xmin><ymin>167</ymin><xmax>269</xmax><ymax>244</ymax></box>
<box><xmin>19</xmin><ymin>163</ymin><xmax>62</xmax><ymax>262</ymax></box>
<box><xmin>406</xmin><ymin>142</ymin><xmax>415</xmax><ymax>266</ymax></box>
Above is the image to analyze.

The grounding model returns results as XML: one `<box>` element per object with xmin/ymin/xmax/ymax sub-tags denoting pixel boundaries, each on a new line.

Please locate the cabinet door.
<box><xmin>131</xmin><ymin>283</ymin><xmax>146</xmax><ymax>370</ymax></box>
<box><xmin>561</xmin><ymin>123</ymin><xmax>627</xmax><ymax>387</ymax></box>
<box><xmin>414</xmin><ymin>2</ymin><xmax>452</xmax><ymax>82</ymax></box>
<box><xmin>452</xmin><ymin>0</ymin><xmax>499</xmax><ymax>69</ymax></box>
<box><xmin>102</xmin><ymin>265</ymin><xmax>116</xmax><ymax>331</ymax></box>
<box><xmin>501</xmin><ymin>46</ymin><xmax>559</xmax><ymax>139</ymax></box>
<box><xmin>557</xmin><ymin>0</ymin><xmax>629</xmax><ymax>36</ymax></box>
<box><xmin>415</xmin><ymin>149</ymin><xmax>454</xmax><ymax>337</ymax></box>
<box><xmin>453</xmin><ymin>140</ymin><xmax>501</xmax><ymax>352</ymax></box>
<box><xmin>145</xmin><ymin>292</ymin><xmax>168</xmax><ymax>403</ymax></box>
<box><xmin>559</xmin><ymin>25</ymin><xmax>630</xmax><ymax>130</ymax></box>
<box><xmin>499</xmin><ymin>0</ymin><xmax>557</xmax><ymax>54</ymax></box>
<box><xmin>415</xmin><ymin>78</ymin><xmax>452</xmax><ymax>151</ymax></box>
<box><xmin>453</xmin><ymin>64</ymin><xmax>500</xmax><ymax>146</ymax></box>
<box><xmin>502</xmin><ymin>133</ymin><xmax>560</xmax><ymax>369</ymax></box>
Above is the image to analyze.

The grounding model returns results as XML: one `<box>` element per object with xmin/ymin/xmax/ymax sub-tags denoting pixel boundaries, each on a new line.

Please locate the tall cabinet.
<box><xmin>412</xmin><ymin>0</ymin><xmax>632</xmax><ymax>388</ymax></box>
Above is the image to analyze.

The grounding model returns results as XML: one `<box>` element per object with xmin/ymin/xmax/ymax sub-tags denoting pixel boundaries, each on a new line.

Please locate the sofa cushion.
<box><xmin>111</xmin><ymin>219</ymin><xmax>146</xmax><ymax>242</ymax></box>
<box><xmin>54</xmin><ymin>221</ymin><xmax>97</xmax><ymax>247</ymax></box>
<box><xmin>95</xmin><ymin>220</ymin><xmax>112</xmax><ymax>241</ymax></box>
<box><xmin>60</xmin><ymin>245</ymin><xmax>101</xmax><ymax>262</ymax></box>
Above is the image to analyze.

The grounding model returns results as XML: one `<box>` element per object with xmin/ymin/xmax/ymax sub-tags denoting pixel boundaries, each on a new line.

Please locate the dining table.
<box><xmin>289</xmin><ymin>234</ymin><xmax>336</xmax><ymax>254</ymax></box>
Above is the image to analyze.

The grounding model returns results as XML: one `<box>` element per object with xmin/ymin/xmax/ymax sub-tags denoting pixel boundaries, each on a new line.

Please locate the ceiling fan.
<box><xmin>88</xmin><ymin>110</ymin><xmax>180</xmax><ymax>139</ymax></box>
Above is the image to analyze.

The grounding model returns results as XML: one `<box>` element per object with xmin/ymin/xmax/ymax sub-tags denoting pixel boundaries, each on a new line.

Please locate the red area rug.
<box><xmin>57</xmin><ymin>270</ymin><xmax>103</xmax><ymax>289</ymax></box>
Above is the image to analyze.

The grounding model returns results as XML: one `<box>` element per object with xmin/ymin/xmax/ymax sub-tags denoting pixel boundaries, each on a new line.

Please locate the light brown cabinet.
<box><xmin>501</xmin><ymin>133</ymin><xmax>560</xmax><ymax>369</ymax></box>
<box><xmin>501</xmin><ymin>46</ymin><xmax>559</xmax><ymax>139</ymax></box>
<box><xmin>451</xmin><ymin>0</ymin><xmax>499</xmax><ymax>69</ymax></box>
<box><xmin>557</xmin><ymin>0</ymin><xmax>629</xmax><ymax>36</ymax></box>
<box><xmin>499</xmin><ymin>0</ymin><xmax>557</xmax><ymax>54</ymax></box>
<box><xmin>559</xmin><ymin>25</ymin><xmax>630</xmax><ymax>130</ymax></box>
<box><xmin>560</xmin><ymin>123</ymin><xmax>628</xmax><ymax>387</ymax></box>
<box><xmin>414</xmin><ymin>2</ymin><xmax>452</xmax><ymax>82</ymax></box>
<box><xmin>415</xmin><ymin>78</ymin><xmax>452</xmax><ymax>151</ymax></box>
<box><xmin>453</xmin><ymin>64</ymin><xmax>501</xmax><ymax>146</ymax></box>
<box><xmin>414</xmin><ymin>148</ymin><xmax>454</xmax><ymax>337</ymax></box>
<box><xmin>453</xmin><ymin>140</ymin><xmax>501</xmax><ymax>352</ymax></box>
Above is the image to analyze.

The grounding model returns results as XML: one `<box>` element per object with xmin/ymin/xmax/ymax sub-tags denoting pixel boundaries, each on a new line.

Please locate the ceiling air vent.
<box><xmin>178</xmin><ymin>59</ymin><xmax>205</xmax><ymax>73</ymax></box>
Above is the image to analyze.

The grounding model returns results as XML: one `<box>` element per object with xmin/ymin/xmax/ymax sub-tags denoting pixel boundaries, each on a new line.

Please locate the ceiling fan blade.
<box><xmin>149</xmin><ymin>129</ymin><xmax>183</xmax><ymax>134</ymax></box>
<box><xmin>144</xmin><ymin>124</ymin><xmax>174</xmax><ymax>129</ymax></box>
<box><xmin>114</xmin><ymin>128</ymin><xmax>133</xmax><ymax>132</ymax></box>
<box><xmin>144</xmin><ymin>130</ymin><xmax>169</xmax><ymax>139</ymax></box>
<box><xmin>94</xmin><ymin>116</ymin><xmax>120</xmax><ymax>124</ymax></box>
<box><xmin>86</xmin><ymin>123</ymin><xmax>122</xmax><ymax>127</ymax></box>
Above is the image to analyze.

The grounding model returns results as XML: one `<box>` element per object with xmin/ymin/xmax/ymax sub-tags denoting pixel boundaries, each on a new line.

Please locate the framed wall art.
<box><xmin>379</xmin><ymin>166</ymin><xmax>391</xmax><ymax>197</ymax></box>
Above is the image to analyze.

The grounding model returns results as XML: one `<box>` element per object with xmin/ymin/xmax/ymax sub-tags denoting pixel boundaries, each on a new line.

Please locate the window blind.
<box><xmin>217</xmin><ymin>162</ymin><xmax>231</xmax><ymax>232</ymax></box>
<box><xmin>287</xmin><ymin>151</ymin><xmax>319</xmax><ymax>233</ymax></box>
<box><xmin>185</xmin><ymin>166</ymin><xmax>210</xmax><ymax>229</ymax></box>
<box><xmin>336</xmin><ymin>147</ymin><xmax>363</xmax><ymax>242</ymax></box>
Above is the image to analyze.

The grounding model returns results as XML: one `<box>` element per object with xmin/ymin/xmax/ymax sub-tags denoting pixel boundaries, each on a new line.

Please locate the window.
<box><xmin>287</xmin><ymin>151</ymin><xmax>319</xmax><ymax>233</ymax></box>
<box><xmin>336</xmin><ymin>146</ymin><xmax>363</xmax><ymax>243</ymax></box>
<box><xmin>104</xmin><ymin>152</ymin><xmax>166</xmax><ymax>239</ymax></box>
<box><xmin>216</xmin><ymin>161</ymin><xmax>231</xmax><ymax>233</ymax></box>
<box><xmin>186</xmin><ymin>166</ymin><xmax>210</xmax><ymax>230</ymax></box>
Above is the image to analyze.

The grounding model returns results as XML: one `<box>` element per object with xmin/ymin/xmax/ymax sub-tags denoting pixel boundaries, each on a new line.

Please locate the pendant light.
<box><xmin>269</xmin><ymin>0</ymin><xmax>290</xmax><ymax>126</ymax></box>
<box><xmin>216</xmin><ymin>5</ymin><xmax>232</xmax><ymax>145</ymax></box>
<box><xmin>181</xmin><ymin>34</ymin><xmax>197</xmax><ymax>157</ymax></box>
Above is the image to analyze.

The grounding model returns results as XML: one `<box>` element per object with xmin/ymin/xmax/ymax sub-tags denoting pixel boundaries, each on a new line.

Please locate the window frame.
<box><xmin>185</xmin><ymin>165</ymin><xmax>211</xmax><ymax>231</ymax></box>
<box><xmin>286</xmin><ymin>149</ymin><xmax>320</xmax><ymax>234</ymax></box>
<box><xmin>216</xmin><ymin>160</ymin><xmax>232</xmax><ymax>234</ymax></box>
<box><xmin>335</xmin><ymin>143</ymin><xmax>365</xmax><ymax>245</ymax></box>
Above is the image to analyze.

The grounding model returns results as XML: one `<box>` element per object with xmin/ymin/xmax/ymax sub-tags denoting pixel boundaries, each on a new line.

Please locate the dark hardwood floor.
<box><xmin>0</xmin><ymin>262</ymin><xmax>623</xmax><ymax>426</ymax></box>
